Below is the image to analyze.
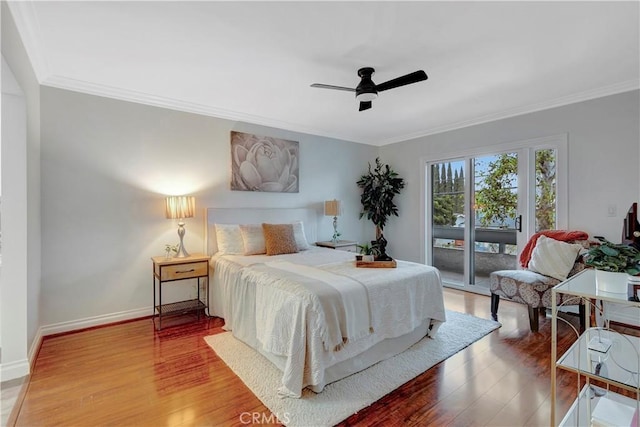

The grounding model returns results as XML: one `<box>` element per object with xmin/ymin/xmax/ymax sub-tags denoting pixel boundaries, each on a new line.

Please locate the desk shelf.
<box><xmin>551</xmin><ymin>269</ymin><xmax>640</xmax><ymax>426</ymax></box>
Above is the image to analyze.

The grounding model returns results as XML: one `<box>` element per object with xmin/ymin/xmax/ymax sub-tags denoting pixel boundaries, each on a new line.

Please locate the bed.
<box><xmin>205</xmin><ymin>207</ymin><xmax>446</xmax><ymax>398</ymax></box>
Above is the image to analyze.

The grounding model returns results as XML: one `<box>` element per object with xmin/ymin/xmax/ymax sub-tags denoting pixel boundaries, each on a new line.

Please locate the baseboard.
<box><xmin>39</xmin><ymin>307</ymin><xmax>152</xmax><ymax>337</ymax></box>
<box><xmin>28</xmin><ymin>328</ymin><xmax>43</xmax><ymax>370</ymax></box>
<box><xmin>0</xmin><ymin>358</ymin><xmax>30</xmax><ymax>382</ymax></box>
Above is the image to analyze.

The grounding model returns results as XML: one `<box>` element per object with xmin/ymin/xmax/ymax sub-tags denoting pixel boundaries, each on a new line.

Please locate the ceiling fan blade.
<box><xmin>375</xmin><ymin>70</ymin><xmax>428</xmax><ymax>92</ymax></box>
<box><xmin>310</xmin><ymin>83</ymin><xmax>356</xmax><ymax>92</ymax></box>
<box><xmin>359</xmin><ymin>101</ymin><xmax>372</xmax><ymax>111</ymax></box>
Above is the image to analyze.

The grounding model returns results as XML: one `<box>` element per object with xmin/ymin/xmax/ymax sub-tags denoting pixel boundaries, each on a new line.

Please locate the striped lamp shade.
<box><xmin>165</xmin><ymin>196</ymin><xmax>195</xmax><ymax>219</ymax></box>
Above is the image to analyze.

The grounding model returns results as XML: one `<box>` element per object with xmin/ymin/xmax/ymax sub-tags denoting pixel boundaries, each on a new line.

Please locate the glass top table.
<box><xmin>553</xmin><ymin>269</ymin><xmax>633</xmax><ymax>304</ymax></box>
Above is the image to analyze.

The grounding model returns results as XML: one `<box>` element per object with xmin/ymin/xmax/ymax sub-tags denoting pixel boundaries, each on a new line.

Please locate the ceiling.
<box><xmin>8</xmin><ymin>1</ymin><xmax>640</xmax><ymax>146</ymax></box>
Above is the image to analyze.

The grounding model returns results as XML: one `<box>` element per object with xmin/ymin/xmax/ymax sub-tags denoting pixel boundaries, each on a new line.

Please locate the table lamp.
<box><xmin>324</xmin><ymin>199</ymin><xmax>342</xmax><ymax>243</ymax></box>
<box><xmin>165</xmin><ymin>195</ymin><xmax>195</xmax><ymax>257</ymax></box>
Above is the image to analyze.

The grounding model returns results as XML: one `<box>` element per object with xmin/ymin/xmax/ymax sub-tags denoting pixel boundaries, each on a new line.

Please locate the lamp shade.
<box><xmin>324</xmin><ymin>200</ymin><xmax>341</xmax><ymax>217</ymax></box>
<box><xmin>165</xmin><ymin>196</ymin><xmax>195</xmax><ymax>219</ymax></box>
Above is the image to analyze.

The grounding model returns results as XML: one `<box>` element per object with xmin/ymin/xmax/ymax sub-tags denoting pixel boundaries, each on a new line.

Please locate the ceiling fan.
<box><xmin>310</xmin><ymin>67</ymin><xmax>428</xmax><ymax>111</ymax></box>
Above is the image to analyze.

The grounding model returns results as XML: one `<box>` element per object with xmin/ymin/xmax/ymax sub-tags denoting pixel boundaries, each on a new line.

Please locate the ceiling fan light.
<box><xmin>356</xmin><ymin>92</ymin><xmax>378</xmax><ymax>102</ymax></box>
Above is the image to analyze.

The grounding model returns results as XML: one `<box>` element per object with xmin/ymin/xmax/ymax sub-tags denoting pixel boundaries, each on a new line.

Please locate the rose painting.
<box><xmin>230</xmin><ymin>131</ymin><xmax>299</xmax><ymax>193</ymax></box>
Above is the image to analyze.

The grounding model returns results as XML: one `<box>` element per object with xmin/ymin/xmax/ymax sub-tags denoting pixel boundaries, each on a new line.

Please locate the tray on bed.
<box><xmin>356</xmin><ymin>259</ymin><xmax>397</xmax><ymax>268</ymax></box>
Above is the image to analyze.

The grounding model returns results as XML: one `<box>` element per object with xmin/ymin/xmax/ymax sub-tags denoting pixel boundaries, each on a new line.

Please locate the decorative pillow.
<box><xmin>291</xmin><ymin>221</ymin><xmax>311</xmax><ymax>250</ymax></box>
<box><xmin>239</xmin><ymin>224</ymin><xmax>266</xmax><ymax>255</ymax></box>
<box><xmin>214</xmin><ymin>224</ymin><xmax>244</xmax><ymax>255</ymax></box>
<box><xmin>528</xmin><ymin>235</ymin><xmax>583</xmax><ymax>281</ymax></box>
<box><xmin>262</xmin><ymin>223</ymin><xmax>299</xmax><ymax>256</ymax></box>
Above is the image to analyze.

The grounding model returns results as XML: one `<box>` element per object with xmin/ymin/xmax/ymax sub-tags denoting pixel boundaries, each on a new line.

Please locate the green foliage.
<box><xmin>357</xmin><ymin>243</ymin><xmax>374</xmax><ymax>255</ymax></box>
<box><xmin>535</xmin><ymin>149</ymin><xmax>556</xmax><ymax>231</ymax></box>
<box><xmin>357</xmin><ymin>157</ymin><xmax>405</xmax><ymax>236</ymax></box>
<box><xmin>585</xmin><ymin>240</ymin><xmax>640</xmax><ymax>275</ymax></box>
<box><xmin>432</xmin><ymin>163</ymin><xmax>464</xmax><ymax>226</ymax></box>
<box><xmin>469</xmin><ymin>149</ymin><xmax>556</xmax><ymax>230</ymax></box>
<box><xmin>475</xmin><ymin>153</ymin><xmax>518</xmax><ymax>227</ymax></box>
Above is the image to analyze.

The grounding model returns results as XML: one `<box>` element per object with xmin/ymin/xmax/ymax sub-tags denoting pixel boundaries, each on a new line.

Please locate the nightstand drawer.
<box><xmin>157</xmin><ymin>261</ymin><xmax>208</xmax><ymax>281</ymax></box>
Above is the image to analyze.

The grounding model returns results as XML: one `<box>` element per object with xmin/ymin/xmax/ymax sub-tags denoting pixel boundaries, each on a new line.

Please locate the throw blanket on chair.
<box><xmin>520</xmin><ymin>230</ymin><xmax>589</xmax><ymax>268</ymax></box>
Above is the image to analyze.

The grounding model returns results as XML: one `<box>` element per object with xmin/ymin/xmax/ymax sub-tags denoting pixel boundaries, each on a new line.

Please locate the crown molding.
<box><xmin>42</xmin><ymin>74</ymin><xmax>638</xmax><ymax>147</ymax></box>
<box><xmin>41</xmin><ymin>74</ymin><xmax>365</xmax><ymax>144</ymax></box>
<box><xmin>378</xmin><ymin>79</ymin><xmax>640</xmax><ymax>146</ymax></box>
<box><xmin>6</xmin><ymin>1</ymin><xmax>51</xmax><ymax>83</ymax></box>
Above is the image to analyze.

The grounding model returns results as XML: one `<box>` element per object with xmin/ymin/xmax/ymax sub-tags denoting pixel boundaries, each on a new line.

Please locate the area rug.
<box><xmin>204</xmin><ymin>310</ymin><xmax>500</xmax><ymax>427</ymax></box>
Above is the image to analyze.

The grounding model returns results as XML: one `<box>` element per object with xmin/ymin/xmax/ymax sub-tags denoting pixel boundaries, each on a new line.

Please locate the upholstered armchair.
<box><xmin>489</xmin><ymin>231</ymin><xmax>593</xmax><ymax>332</ymax></box>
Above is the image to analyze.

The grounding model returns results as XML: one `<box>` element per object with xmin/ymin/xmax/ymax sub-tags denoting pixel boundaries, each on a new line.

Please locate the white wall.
<box><xmin>1</xmin><ymin>2</ymin><xmax>42</xmax><ymax>381</ymax></box>
<box><xmin>39</xmin><ymin>87</ymin><xmax>377</xmax><ymax>328</ymax></box>
<box><xmin>1</xmin><ymin>57</ymin><xmax>29</xmax><ymax>380</ymax></box>
<box><xmin>379</xmin><ymin>90</ymin><xmax>640</xmax><ymax>263</ymax></box>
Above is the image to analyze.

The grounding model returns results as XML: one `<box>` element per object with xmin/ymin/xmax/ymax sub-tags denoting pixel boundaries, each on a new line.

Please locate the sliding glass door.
<box><xmin>426</xmin><ymin>138</ymin><xmax>564</xmax><ymax>293</ymax></box>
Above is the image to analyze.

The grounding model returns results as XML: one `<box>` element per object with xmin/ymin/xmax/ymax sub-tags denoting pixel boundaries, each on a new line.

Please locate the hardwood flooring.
<box><xmin>9</xmin><ymin>289</ymin><xmax>638</xmax><ymax>426</ymax></box>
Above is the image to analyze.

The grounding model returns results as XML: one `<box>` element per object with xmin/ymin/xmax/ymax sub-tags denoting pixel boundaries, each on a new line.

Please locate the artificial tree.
<box><xmin>356</xmin><ymin>157</ymin><xmax>405</xmax><ymax>260</ymax></box>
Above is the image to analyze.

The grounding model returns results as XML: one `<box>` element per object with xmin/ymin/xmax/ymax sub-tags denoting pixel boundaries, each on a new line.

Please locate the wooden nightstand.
<box><xmin>315</xmin><ymin>240</ymin><xmax>358</xmax><ymax>253</ymax></box>
<box><xmin>151</xmin><ymin>254</ymin><xmax>210</xmax><ymax>330</ymax></box>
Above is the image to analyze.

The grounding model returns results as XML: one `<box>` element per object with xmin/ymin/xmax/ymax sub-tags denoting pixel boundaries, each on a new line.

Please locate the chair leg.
<box><xmin>528</xmin><ymin>306</ymin><xmax>539</xmax><ymax>332</ymax></box>
<box><xmin>490</xmin><ymin>293</ymin><xmax>500</xmax><ymax>321</ymax></box>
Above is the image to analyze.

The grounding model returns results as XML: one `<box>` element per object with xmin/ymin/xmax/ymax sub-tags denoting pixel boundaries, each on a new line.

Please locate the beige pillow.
<box><xmin>262</xmin><ymin>223</ymin><xmax>299</xmax><ymax>256</ymax></box>
<box><xmin>214</xmin><ymin>224</ymin><xmax>244</xmax><ymax>255</ymax></box>
<box><xmin>239</xmin><ymin>224</ymin><xmax>266</xmax><ymax>255</ymax></box>
<box><xmin>291</xmin><ymin>221</ymin><xmax>311</xmax><ymax>250</ymax></box>
<box><xmin>528</xmin><ymin>235</ymin><xmax>583</xmax><ymax>280</ymax></box>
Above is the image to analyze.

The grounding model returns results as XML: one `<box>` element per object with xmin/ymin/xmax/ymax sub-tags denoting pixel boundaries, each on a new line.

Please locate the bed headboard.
<box><xmin>205</xmin><ymin>207</ymin><xmax>319</xmax><ymax>255</ymax></box>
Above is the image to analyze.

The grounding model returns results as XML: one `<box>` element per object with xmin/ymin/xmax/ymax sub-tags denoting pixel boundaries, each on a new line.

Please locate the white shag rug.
<box><xmin>204</xmin><ymin>310</ymin><xmax>500</xmax><ymax>427</ymax></box>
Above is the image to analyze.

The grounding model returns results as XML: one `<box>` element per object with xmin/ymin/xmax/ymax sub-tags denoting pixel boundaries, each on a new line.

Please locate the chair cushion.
<box><xmin>490</xmin><ymin>269</ymin><xmax>582</xmax><ymax>308</ymax></box>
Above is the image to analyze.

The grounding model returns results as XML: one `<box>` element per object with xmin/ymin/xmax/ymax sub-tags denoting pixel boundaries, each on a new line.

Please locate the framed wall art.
<box><xmin>230</xmin><ymin>131</ymin><xmax>299</xmax><ymax>193</ymax></box>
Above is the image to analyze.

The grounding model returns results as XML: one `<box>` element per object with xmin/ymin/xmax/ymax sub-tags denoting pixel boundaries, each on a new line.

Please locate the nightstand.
<box><xmin>151</xmin><ymin>254</ymin><xmax>210</xmax><ymax>330</ymax></box>
<box><xmin>315</xmin><ymin>240</ymin><xmax>358</xmax><ymax>253</ymax></box>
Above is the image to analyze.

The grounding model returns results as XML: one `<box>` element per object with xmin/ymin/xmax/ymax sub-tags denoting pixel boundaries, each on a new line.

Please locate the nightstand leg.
<box><xmin>197</xmin><ymin>278</ymin><xmax>201</xmax><ymax>321</ymax></box>
<box><xmin>158</xmin><ymin>280</ymin><xmax>162</xmax><ymax>331</ymax></box>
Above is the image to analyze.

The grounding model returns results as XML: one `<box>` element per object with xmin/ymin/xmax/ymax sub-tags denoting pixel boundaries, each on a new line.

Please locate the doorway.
<box><xmin>425</xmin><ymin>136</ymin><xmax>567</xmax><ymax>294</ymax></box>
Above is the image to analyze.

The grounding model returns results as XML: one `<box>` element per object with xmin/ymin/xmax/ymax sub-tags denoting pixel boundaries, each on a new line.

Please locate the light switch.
<box><xmin>607</xmin><ymin>204</ymin><xmax>617</xmax><ymax>217</ymax></box>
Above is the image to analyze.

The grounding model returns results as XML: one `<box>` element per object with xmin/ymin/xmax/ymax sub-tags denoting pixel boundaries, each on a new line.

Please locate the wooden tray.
<box><xmin>356</xmin><ymin>259</ymin><xmax>397</xmax><ymax>268</ymax></box>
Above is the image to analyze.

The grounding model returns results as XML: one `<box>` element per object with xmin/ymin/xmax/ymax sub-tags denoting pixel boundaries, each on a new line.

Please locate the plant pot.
<box><xmin>595</xmin><ymin>269</ymin><xmax>628</xmax><ymax>294</ymax></box>
<box><xmin>355</xmin><ymin>254</ymin><xmax>363</xmax><ymax>261</ymax></box>
<box><xmin>362</xmin><ymin>255</ymin><xmax>375</xmax><ymax>262</ymax></box>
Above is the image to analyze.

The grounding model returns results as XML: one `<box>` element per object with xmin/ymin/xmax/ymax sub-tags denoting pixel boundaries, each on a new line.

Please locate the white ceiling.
<box><xmin>8</xmin><ymin>1</ymin><xmax>640</xmax><ymax>146</ymax></box>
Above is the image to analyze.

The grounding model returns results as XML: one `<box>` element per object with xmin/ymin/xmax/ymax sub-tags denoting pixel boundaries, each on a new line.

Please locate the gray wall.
<box><xmin>380</xmin><ymin>90</ymin><xmax>640</xmax><ymax>263</ymax></box>
<box><xmin>40</xmin><ymin>87</ymin><xmax>377</xmax><ymax>326</ymax></box>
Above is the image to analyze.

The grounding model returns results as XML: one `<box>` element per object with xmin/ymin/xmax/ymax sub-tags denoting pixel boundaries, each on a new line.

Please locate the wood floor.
<box><xmin>8</xmin><ymin>289</ymin><xmax>637</xmax><ymax>427</ymax></box>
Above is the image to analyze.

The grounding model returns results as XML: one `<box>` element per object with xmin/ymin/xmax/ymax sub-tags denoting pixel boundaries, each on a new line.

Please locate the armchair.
<box><xmin>489</xmin><ymin>231</ymin><xmax>593</xmax><ymax>332</ymax></box>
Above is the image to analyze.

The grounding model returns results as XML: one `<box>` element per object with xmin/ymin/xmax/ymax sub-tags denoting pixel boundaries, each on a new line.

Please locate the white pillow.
<box><xmin>528</xmin><ymin>235</ymin><xmax>583</xmax><ymax>280</ymax></box>
<box><xmin>214</xmin><ymin>224</ymin><xmax>244</xmax><ymax>255</ymax></box>
<box><xmin>239</xmin><ymin>224</ymin><xmax>266</xmax><ymax>255</ymax></box>
<box><xmin>291</xmin><ymin>221</ymin><xmax>311</xmax><ymax>250</ymax></box>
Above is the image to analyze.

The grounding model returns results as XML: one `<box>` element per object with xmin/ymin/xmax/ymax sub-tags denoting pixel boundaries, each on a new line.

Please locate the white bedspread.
<box><xmin>250</xmin><ymin>261</ymin><xmax>373</xmax><ymax>353</ymax></box>
<box><xmin>210</xmin><ymin>247</ymin><xmax>446</xmax><ymax>398</ymax></box>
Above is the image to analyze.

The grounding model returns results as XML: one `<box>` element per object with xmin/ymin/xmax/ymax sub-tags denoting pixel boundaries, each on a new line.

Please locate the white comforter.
<box><xmin>210</xmin><ymin>247</ymin><xmax>446</xmax><ymax>397</ymax></box>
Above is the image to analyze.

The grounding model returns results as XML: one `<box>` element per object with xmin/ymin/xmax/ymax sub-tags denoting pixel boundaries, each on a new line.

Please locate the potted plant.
<box><xmin>356</xmin><ymin>157</ymin><xmax>405</xmax><ymax>260</ymax></box>
<box><xmin>164</xmin><ymin>243</ymin><xmax>179</xmax><ymax>259</ymax></box>
<box><xmin>585</xmin><ymin>238</ymin><xmax>640</xmax><ymax>293</ymax></box>
<box><xmin>357</xmin><ymin>243</ymin><xmax>376</xmax><ymax>262</ymax></box>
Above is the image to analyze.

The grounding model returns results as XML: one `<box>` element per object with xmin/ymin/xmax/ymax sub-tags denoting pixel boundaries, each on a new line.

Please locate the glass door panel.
<box><xmin>535</xmin><ymin>148</ymin><xmax>557</xmax><ymax>232</ymax></box>
<box><xmin>472</xmin><ymin>153</ymin><xmax>519</xmax><ymax>288</ymax></box>
<box><xmin>431</xmin><ymin>160</ymin><xmax>466</xmax><ymax>286</ymax></box>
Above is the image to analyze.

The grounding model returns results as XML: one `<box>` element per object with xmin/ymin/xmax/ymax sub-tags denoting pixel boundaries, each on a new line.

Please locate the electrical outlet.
<box><xmin>607</xmin><ymin>204</ymin><xmax>617</xmax><ymax>217</ymax></box>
